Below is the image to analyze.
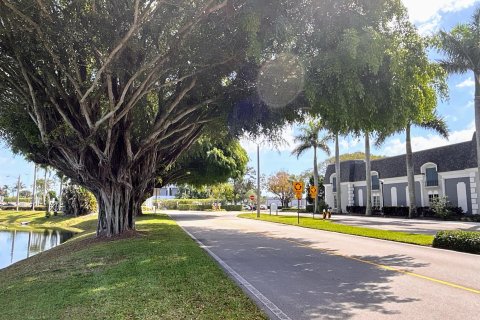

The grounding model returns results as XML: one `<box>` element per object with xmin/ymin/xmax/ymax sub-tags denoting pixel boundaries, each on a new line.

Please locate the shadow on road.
<box><xmin>185</xmin><ymin>226</ymin><xmax>424</xmax><ymax>319</ymax></box>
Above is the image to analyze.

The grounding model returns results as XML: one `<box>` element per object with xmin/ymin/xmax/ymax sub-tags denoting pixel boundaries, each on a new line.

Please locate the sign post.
<box><xmin>293</xmin><ymin>182</ymin><xmax>304</xmax><ymax>224</ymax></box>
<box><xmin>309</xmin><ymin>186</ymin><xmax>318</xmax><ymax>218</ymax></box>
<box><xmin>249</xmin><ymin>195</ymin><xmax>255</xmax><ymax>212</ymax></box>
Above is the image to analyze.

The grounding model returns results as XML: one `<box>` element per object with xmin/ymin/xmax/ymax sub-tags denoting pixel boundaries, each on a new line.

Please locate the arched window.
<box><xmin>371</xmin><ymin>172</ymin><xmax>379</xmax><ymax>190</ymax></box>
<box><xmin>330</xmin><ymin>174</ymin><xmax>337</xmax><ymax>193</ymax></box>
<box><xmin>422</xmin><ymin>163</ymin><xmax>438</xmax><ymax>187</ymax></box>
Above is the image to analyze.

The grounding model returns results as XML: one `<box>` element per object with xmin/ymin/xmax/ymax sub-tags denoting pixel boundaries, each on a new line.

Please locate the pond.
<box><xmin>0</xmin><ymin>229</ymin><xmax>74</xmax><ymax>269</ymax></box>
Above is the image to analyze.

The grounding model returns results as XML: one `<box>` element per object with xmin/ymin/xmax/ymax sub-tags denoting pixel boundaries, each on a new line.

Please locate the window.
<box><xmin>332</xmin><ymin>177</ymin><xmax>337</xmax><ymax>193</ymax></box>
<box><xmin>333</xmin><ymin>195</ymin><xmax>337</xmax><ymax>209</ymax></box>
<box><xmin>428</xmin><ymin>193</ymin><xmax>439</xmax><ymax>204</ymax></box>
<box><xmin>372</xmin><ymin>175</ymin><xmax>380</xmax><ymax>190</ymax></box>
<box><xmin>372</xmin><ymin>195</ymin><xmax>381</xmax><ymax>208</ymax></box>
<box><xmin>425</xmin><ymin>167</ymin><xmax>438</xmax><ymax>187</ymax></box>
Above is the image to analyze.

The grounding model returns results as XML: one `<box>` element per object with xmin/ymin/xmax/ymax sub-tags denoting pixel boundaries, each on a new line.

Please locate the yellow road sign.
<box><xmin>295</xmin><ymin>191</ymin><xmax>302</xmax><ymax>200</ymax></box>
<box><xmin>293</xmin><ymin>181</ymin><xmax>304</xmax><ymax>193</ymax></box>
<box><xmin>309</xmin><ymin>186</ymin><xmax>318</xmax><ymax>197</ymax></box>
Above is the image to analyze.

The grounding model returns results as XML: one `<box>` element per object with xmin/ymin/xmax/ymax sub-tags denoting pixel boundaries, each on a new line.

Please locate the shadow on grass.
<box><xmin>0</xmin><ymin>214</ymin><xmax>266</xmax><ymax>320</ymax></box>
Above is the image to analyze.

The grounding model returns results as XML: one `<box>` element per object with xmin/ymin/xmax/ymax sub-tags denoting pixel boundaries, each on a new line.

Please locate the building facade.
<box><xmin>324</xmin><ymin>134</ymin><xmax>478</xmax><ymax>215</ymax></box>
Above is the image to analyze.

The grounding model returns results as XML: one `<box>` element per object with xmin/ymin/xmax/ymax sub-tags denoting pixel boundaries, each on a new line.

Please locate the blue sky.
<box><xmin>1</xmin><ymin>0</ymin><xmax>479</xmax><ymax>189</ymax></box>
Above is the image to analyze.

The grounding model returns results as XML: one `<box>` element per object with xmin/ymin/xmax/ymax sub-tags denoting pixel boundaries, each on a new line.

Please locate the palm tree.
<box><xmin>377</xmin><ymin>117</ymin><xmax>448</xmax><ymax>218</ymax></box>
<box><xmin>436</xmin><ymin>9</ymin><xmax>480</xmax><ymax>193</ymax></box>
<box><xmin>292</xmin><ymin>120</ymin><xmax>331</xmax><ymax>214</ymax></box>
<box><xmin>2</xmin><ymin>185</ymin><xmax>9</xmax><ymax>197</ymax></box>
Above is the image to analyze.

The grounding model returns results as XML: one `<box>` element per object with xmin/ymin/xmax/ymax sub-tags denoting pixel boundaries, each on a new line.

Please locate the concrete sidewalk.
<box><xmin>267</xmin><ymin>211</ymin><xmax>480</xmax><ymax>235</ymax></box>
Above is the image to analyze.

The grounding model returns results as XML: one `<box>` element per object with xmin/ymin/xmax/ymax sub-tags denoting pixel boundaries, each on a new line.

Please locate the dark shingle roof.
<box><xmin>324</xmin><ymin>133</ymin><xmax>477</xmax><ymax>183</ymax></box>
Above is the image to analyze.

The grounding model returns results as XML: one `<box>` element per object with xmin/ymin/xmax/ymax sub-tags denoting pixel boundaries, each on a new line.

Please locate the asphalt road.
<box><xmin>169</xmin><ymin>211</ymin><xmax>480</xmax><ymax>320</ymax></box>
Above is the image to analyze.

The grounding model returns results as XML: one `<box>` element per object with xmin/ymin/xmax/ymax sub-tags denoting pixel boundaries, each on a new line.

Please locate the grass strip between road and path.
<box><xmin>239</xmin><ymin>213</ymin><xmax>434</xmax><ymax>246</ymax></box>
<box><xmin>0</xmin><ymin>211</ymin><xmax>266</xmax><ymax>320</ymax></box>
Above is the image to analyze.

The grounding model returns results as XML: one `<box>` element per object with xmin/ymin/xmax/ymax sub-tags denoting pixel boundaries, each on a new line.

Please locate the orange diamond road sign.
<box><xmin>309</xmin><ymin>186</ymin><xmax>318</xmax><ymax>197</ymax></box>
<box><xmin>293</xmin><ymin>181</ymin><xmax>304</xmax><ymax>193</ymax></box>
<box><xmin>295</xmin><ymin>192</ymin><xmax>302</xmax><ymax>200</ymax></box>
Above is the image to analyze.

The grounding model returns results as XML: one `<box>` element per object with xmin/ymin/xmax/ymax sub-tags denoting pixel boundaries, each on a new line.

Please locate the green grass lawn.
<box><xmin>239</xmin><ymin>213</ymin><xmax>434</xmax><ymax>246</ymax></box>
<box><xmin>0</xmin><ymin>212</ymin><xmax>266</xmax><ymax>320</ymax></box>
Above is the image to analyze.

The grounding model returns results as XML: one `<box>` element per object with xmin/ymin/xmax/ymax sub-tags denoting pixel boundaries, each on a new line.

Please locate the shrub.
<box><xmin>433</xmin><ymin>230</ymin><xmax>480</xmax><ymax>254</ymax></box>
<box><xmin>382</xmin><ymin>207</ymin><xmax>409</xmax><ymax>216</ymax></box>
<box><xmin>223</xmin><ymin>205</ymin><xmax>243</xmax><ymax>211</ymax></box>
<box><xmin>429</xmin><ymin>197</ymin><xmax>464</xmax><ymax>220</ymax></box>
<box><xmin>62</xmin><ymin>185</ymin><xmax>97</xmax><ymax>216</ymax></box>
<box><xmin>346</xmin><ymin>206</ymin><xmax>366</xmax><ymax>214</ymax></box>
<box><xmin>155</xmin><ymin>199</ymin><xmax>219</xmax><ymax>210</ymax></box>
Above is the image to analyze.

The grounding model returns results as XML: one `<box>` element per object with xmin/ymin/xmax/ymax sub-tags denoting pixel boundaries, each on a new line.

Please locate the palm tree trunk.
<box><xmin>313</xmin><ymin>145</ymin><xmax>318</xmax><ymax>214</ymax></box>
<box><xmin>335</xmin><ymin>132</ymin><xmax>342</xmax><ymax>213</ymax></box>
<box><xmin>365</xmin><ymin>132</ymin><xmax>372</xmax><ymax>216</ymax></box>
<box><xmin>405</xmin><ymin>124</ymin><xmax>416</xmax><ymax>218</ymax></box>
<box><xmin>475</xmin><ymin>76</ymin><xmax>480</xmax><ymax>214</ymax></box>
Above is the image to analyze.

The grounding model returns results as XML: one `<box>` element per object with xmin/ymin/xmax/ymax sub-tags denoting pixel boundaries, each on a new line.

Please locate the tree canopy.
<box><xmin>0</xmin><ymin>0</ymin><xmax>304</xmax><ymax>236</ymax></box>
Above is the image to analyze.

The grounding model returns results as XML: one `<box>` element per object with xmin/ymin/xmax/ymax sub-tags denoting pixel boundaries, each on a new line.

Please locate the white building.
<box><xmin>325</xmin><ymin>134</ymin><xmax>478</xmax><ymax>215</ymax></box>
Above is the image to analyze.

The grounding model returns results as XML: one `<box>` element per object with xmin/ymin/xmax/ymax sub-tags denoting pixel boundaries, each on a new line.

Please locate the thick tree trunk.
<box><xmin>406</xmin><ymin>124</ymin><xmax>417</xmax><ymax>218</ymax></box>
<box><xmin>313</xmin><ymin>145</ymin><xmax>318</xmax><ymax>214</ymax></box>
<box><xmin>96</xmin><ymin>183</ymin><xmax>143</xmax><ymax>237</ymax></box>
<box><xmin>365</xmin><ymin>133</ymin><xmax>372</xmax><ymax>216</ymax></box>
<box><xmin>335</xmin><ymin>133</ymin><xmax>342</xmax><ymax>213</ymax></box>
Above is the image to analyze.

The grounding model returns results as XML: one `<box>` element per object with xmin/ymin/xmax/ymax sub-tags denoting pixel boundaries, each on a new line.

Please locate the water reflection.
<box><xmin>0</xmin><ymin>229</ymin><xmax>74</xmax><ymax>269</ymax></box>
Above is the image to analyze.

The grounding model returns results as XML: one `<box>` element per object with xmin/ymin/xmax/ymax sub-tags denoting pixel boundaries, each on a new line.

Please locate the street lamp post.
<box><xmin>256</xmin><ymin>144</ymin><xmax>260</xmax><ymax>218</ymax></box>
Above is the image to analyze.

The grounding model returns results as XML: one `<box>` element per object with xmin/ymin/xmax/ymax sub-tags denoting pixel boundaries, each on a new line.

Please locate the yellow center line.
<box><xmin>284</xmin><ymin>239</ymin><xmax>480</xmax><ymax>295</ymax></box>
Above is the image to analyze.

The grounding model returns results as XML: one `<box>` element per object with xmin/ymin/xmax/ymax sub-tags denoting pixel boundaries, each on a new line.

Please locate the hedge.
<box><xmin>0</xmin><ymin>206</ymin><xmax>47</xmax><ymax>211</ymax></box>
<box><xmin>433</xmin><ymin>230</ymin><xmax>480</xmax><ymax>254</ymax></box>
<box><xmin>223</xmin><ymin>205</ymin><xmax>243</xmax><ymax>211</ymax></box>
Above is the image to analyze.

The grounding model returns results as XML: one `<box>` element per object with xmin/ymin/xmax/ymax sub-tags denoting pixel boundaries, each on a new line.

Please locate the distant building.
<box><xmin>152</xmin><ymin>185</ymin><xmax>179</xmax><ymax>200</ymax></box>
<box><xmin>324</xmin><ymin>134</ymin><xmax>479</xmax><ymax>215</ymax></box>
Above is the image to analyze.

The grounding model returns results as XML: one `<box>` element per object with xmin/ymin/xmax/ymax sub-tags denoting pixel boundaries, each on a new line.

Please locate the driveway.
<box><xmin>169</xmin><ymin>211</ymin><xmax>480</xmax><ymax>320</ymax></box>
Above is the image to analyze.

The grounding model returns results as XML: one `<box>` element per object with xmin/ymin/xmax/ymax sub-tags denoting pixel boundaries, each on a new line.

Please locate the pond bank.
<box><xmin>0</xmin><ymin>212</ymin><xmax>266</xmax><ymax>319</ymax></box>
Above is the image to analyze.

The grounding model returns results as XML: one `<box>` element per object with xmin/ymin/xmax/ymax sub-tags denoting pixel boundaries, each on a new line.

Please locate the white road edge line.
<box><xmin>178</xmin><ymin>224</ymin><xmax>292</xmax><ymax>320</ymax></box>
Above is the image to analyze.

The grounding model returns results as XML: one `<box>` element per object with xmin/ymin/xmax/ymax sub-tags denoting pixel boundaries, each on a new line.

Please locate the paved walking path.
<box><xmin>169</xmin><ymin>211</ymin><xmax>480</xmax><ymax>320</ymax></box>
<box><xmin>272</xmin><ymin>211</ymin><xmax>480</xmax><ymax>234</ymax></box>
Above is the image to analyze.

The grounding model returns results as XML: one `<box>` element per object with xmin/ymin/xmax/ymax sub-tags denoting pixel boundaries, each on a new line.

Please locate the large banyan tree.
<box><xmin>0</xmin><ymin>0</ymin><xmax>303</xmax><ymax>236</ymax></box>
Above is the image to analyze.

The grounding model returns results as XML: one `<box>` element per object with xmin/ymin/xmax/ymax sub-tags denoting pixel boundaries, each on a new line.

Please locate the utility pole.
<box><xmin>16</xmin><ymin>175</ymin><xmax>20</xmax><ymax>212</ymax></box>
<box><xmin>32</xmin><ymin>164</ymin><xmax>37</xmax><ymax>210</ymax></box>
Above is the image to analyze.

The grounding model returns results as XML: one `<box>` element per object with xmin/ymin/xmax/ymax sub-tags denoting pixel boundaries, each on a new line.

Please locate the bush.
<box><xmin>382</xmin><ymin>207</ymin><xmax>409</xmax><ymax>217</ymax></box>
<box><xmin>0</xmin><ymin>206</ymin><xmax>47</xmax><ymax>211</ymax></box>
<box><xmin>433</xmin><ymin>230</ymin><xmax>480</xmax><ymax>254</ymax></box>
<box><xmin>347</xmin><ymin>206</ymin><xmax>366</xmax><ymax>214</ymax></box>
<box><xmin>62</xmin><ymin>185</ymin><xmax>97</xmax><ymax>216</ymax></box>
<box><xmin>155</xmin><ymin>199</ymin><xmax>219</xmax><ymax>210</ymax></box>
<box><xmin>223</xmin><ymin>205</ymin><xmax>243</xmax><ymax>211</ymax></box>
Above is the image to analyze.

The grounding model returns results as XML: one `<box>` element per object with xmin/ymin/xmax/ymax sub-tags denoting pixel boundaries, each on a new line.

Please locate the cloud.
<box><xmin>339</xmin><ymin>136</ymin><xmax>362</xmax><ymax>152</ymax></box>
<box><xmin>402</xmin><ymin>0</ymin><xmax>480</xmax><ymax>34</ymax></box>
<box><xmin>379</xmin><ymin>122</ymin><xmax>475</xmax><ymax>156</ymax></box>
<box><xmin>456</xmin><ymin>77</ymin><xmax>475</xmax><ymax>88</ymax></box>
